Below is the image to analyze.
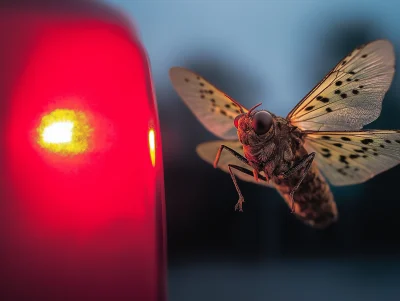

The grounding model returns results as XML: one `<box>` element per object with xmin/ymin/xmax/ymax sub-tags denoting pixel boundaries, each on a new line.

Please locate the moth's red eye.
<box><xmin>234</xmin><ymin>114</ymin><xmax>242</xmax><ymax>128</ymax></box>
<box><xmin>252</xmin><ymin>111</ymin><xmax>273</xmax><ymax>135</ymax></box>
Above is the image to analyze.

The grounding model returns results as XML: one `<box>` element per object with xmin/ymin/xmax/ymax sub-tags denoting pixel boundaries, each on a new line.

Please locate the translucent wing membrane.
<box><xmin>304</xmin><ymin>130</ymin><xmax>400</xmax><ymax>186</ymax></box>
<box><xmin>169</xmin><ymin>67</ymin><xmax>247</xmax><ymax>140</ymax></box>
<box><xmin>196</xmin><ymin>140</ymin><xmax>274</xmax><ymax>188</ymax></box>
<box><xmin>287</xmin><ymin>40</ymin><xmax>395</xmax><ymax>131</ymax></box>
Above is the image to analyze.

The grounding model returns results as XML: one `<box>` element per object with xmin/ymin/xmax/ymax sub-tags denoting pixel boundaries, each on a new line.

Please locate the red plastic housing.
<box><xmin>0</xmin><ymin>3</ymin><xmax>166</xmax><ymax>301</ymax></box>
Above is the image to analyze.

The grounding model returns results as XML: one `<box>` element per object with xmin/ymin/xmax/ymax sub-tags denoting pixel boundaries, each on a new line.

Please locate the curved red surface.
<box><xmin>0</xmin><ymin>5</ymin><xmax>166</xmax><ymax>301</ymax></box>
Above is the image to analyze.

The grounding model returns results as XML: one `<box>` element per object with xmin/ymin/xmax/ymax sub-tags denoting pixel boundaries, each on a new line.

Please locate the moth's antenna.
<box><xmin>247</xmin><ymin>103</ymin><xmax>262</xmax><ymax>116</ymax></box>
<box><xmin>223</xmin><ymin>93</ymin><xmax>245</xmax><ymax>113</ymax></box>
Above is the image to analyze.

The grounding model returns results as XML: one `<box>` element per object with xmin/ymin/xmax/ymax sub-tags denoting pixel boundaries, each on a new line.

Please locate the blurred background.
<box><xmin>114</xmin><ymin>1</ymin><xmax>399</xmax><ymax>300</ymax></box>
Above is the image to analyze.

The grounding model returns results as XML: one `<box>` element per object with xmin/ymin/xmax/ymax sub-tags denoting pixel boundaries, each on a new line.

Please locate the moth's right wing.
<box><xmin>196</xmin><ymin>140</ymin><xmax>275</xmax><ymax>188</ymax></box>
<box><xmin>169</xmin><ymin>67</ymin><xmax>248</xmax><ymax>140</ymax></box>
<box><xmin>287</xmin><ymin>39</ymin><xmax>395</xmax><ymax>131</ymax></box>
<box><xmin>303</xmin><ymin>130</ymin><xmax>400</xmax><ymax>186</ymax></box>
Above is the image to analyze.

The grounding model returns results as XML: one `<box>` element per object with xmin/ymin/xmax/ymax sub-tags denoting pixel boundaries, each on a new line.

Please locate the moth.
<box><xmin>169</xmin><ymin>39</ymin><xmax>399</xmax><ymax>229</ymax></box>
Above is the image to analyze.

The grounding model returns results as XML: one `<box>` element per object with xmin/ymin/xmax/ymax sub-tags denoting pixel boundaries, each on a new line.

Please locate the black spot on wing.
<box><xmin>339</xmin><ymin>155</ymin><xmax>349</xmax><ymax>165</ymax></box>
<box><xmin>361</xmin><ymin>139</ymin><xmax>374</xmax><ymax>145</ymax></box>
<box><xmin>317</xmin><ymin>97</ymin><xmax>329</xmax><ymax>103</ymax></box>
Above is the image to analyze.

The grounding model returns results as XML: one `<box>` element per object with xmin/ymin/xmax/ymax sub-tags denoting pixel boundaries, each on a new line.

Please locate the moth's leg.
<box><xmin>279</xmin><ymin>152</ymin><xmax>315</xmax><ymax>213</ymax></box>
<box><xmin>227</xmin><ymin>164</ymin><xmax>267</xmax><ymax>212</ymax></box>
<box><xmin>253</xmin><ymin>169</ymin><xmax>259</xmax><ymax>182</ymax></box>
<box><xmin>214</xmin><ymin>145</ymin><xmax>264</xmax><ymax>211</ymax></box>
<box><xmin>214</xmin><ymin>145</ymin><xmax>261</xmax><ymax>182</ymax></box>
<box><xmin>213</xmin><ymin>145</ymin><xmax>249</xmax><ymax>167</ymax></box>
<box><xmin>228</xmin><ymin>164</ymin><xmax>267</xmax><ymax>181</ymax></box>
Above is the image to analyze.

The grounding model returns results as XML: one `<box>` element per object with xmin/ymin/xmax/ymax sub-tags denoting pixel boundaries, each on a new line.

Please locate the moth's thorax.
<box><xmin>237</xmin><ymin>112</ymin><xmax>304</xmax><ymax>177</ymax></box>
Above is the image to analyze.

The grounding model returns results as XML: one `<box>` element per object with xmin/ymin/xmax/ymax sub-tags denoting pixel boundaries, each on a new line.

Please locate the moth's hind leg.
<box><xmin>279</xmin><ymin>152</ymin><xmax>316</xmax><ymax>213</ymax></box>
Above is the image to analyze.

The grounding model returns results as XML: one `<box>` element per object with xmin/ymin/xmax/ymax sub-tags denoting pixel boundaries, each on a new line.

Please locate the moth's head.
<box><xmin>234</xmin><ymin>103</ymin><xmax>275</xmax><ymax>145</ymax></box>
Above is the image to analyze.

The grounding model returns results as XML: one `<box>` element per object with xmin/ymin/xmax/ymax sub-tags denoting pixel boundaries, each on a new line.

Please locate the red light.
<box><xmin>7</xmin><ymin>20</ymin><xmax>158</xmax><ymax>233</ymax></box>
<box><xmin>1</xmin><ymin>6</ymin><xmax>166</xmax><ymax>301</ymax></box>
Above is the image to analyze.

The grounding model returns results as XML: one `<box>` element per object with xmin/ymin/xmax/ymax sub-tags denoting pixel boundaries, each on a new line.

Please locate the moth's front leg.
<box><xmin>227</xmin><ymin>164</ymin><xmax>267</xmax><ymax>211</ymax></box>
<box><xmin>213</xmin><ymin>144</ymin><xmax>249</xmax><ymax>167</ymax></box>
<box><xmin>277</xmin><ymin>152</ymin><xmax>316</xmax><ymax>213</ymax></box>
<box><xmin>214</xmin><ymin>145</ymin><xmax>264</xmax><ymax>211</ymax></box>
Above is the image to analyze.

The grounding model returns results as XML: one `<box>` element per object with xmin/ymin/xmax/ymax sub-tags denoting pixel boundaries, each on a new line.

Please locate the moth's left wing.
<box><xmin>196</xmin><ymin>140</ymin><xmax>274</xmax><ymax>188</ymax></box>
<box><xmin>303</xmin><ymin>130</ymin><xmax>400</xmax><ymax>186</ymax></box>
<box><xmin>287</xmin><ymin>40</ymin><xmax>395</xmax><ymax>131</ymax></box>
<box><xmin>169</xmin><ymin>67</ymin><xmax>248</xmax><ymax>140</ymax></box>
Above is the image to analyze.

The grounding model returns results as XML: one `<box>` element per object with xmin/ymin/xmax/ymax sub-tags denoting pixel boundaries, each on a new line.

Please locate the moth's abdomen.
<box><xmin>274</xmin><ymin>163</ymin><xmax>338</xmax><ymax>229</ymax></box>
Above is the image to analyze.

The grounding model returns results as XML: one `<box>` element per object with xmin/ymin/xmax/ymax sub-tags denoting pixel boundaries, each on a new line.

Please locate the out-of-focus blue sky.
<box><xmin>106</xmin><ymin>0</ymin><xmax>399</xmax><ymax>116</ymax></box>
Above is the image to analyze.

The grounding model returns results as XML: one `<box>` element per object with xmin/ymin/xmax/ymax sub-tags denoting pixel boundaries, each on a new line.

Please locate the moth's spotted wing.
<box><xmin>196</xmin><ymin>140</ymin><xmax>274</xmax><ymax>188</ymax></box>
<box><xmin>303</xmin><ymin>130</ymin><xmax>400</xmax><ymax>186</ymax></box>
<box><xmin>287</xmin><ymin>40</ymin><xmax>395</xmax><ymax>131</ymax></box>
<box><xmin>169</xmin><ymin>67</ymin><xmax>247</xmax><ymax>140</ymax></box>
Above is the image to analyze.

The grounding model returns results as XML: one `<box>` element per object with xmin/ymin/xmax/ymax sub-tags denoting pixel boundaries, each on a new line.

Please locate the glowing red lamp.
<box><xmin>1</xmin><ymin>3</ymin><xmax>166</xmax><ymax>301</ymax></box>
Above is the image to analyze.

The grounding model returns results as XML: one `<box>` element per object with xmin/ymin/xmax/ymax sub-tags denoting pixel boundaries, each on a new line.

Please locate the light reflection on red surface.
<box><xmin>7</xmin><ymin>21</ymin><xmax>154</xmax><ymax>236</ymax></box>
<box><xmin>1</xmin><ymin>7</ymin><xmax>165</xmax><ymax>301</ymax></box>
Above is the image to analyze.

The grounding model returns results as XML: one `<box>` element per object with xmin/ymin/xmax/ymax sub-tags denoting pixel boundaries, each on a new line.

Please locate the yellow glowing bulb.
<box><xmin>42</xmin><ymin>121</ymin><xmax>74</xmax><ymax>144</ymax></box>
<box><xmin>149</xmin><ymin>128</ymin><xmax>156</xmax><ymax>167</ymax></box>
<box><xmin>37</xmin><ymin>109</ymin><xmax>92</xmax><ymax>155</ymax></box>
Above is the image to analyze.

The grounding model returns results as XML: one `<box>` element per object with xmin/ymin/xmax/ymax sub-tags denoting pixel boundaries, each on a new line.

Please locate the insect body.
<box><xmin>231</xmin><ymin>108</ymin><xmax>337</xmax><ymax>228</ymax></box>
<box><xmin>169</xmin><ymin>40</ymin><xmax>399</xmax><ymax>228</ymax></box>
